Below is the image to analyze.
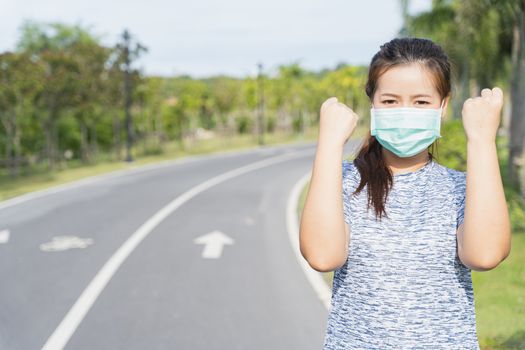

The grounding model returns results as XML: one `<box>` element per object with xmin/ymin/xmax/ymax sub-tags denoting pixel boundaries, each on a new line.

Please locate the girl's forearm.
<box><xmin>299</xmin><ymin>141</ymin><xmax>348</xmax><ymax>272</ymax></box>
<box><xmin>458</xmin><ymin>140</ymin><xmax>511</xmax><ymax>270</ymax></box>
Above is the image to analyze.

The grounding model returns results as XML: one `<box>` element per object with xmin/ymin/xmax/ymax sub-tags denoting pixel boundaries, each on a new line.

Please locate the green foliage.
<box><xmin>16</xmin><ymin>20</ymin><xmax>100</xmax><ymax>53</ymax></box>
<box><xmin>1</xmin><ymin>18</ymin><xmax>376</xmax><ymax>177</ymax></box>
<box><xmin>405</xmin><ymin>0</ymin><xmax>516</xmax><ymax>126</ymax></box>
<box><xmin>57</xmin><ymin>114</ymin><xmax>81</xmax><ymax>155</ymax></box>
<box><xmin>432</xmin><ymin>119</ymin><xmax>468</xmax><ymax>171</ymax></box>
<box><xmin>497</xmin><ymin>135</ymin><xmax>525</xmax><ymax>234</ymax></box>
<box><xmin>266</xmin><ymin>115</ymin><xmax>276</xmax><ymax>133</ymax></box>
<box><xmin>235</xmin><ymin>115</ymin><xmax>252</xmax><ymax>134</ymax></box>
<box><xmin>292</xmin><ymin>113</ymin><xmax>304</xmax><ymax>133</ymax></box>
<box><xmin>437</xmin><ymin>119</ymin><xmax>525</xmax><ymax>234</ymax></box>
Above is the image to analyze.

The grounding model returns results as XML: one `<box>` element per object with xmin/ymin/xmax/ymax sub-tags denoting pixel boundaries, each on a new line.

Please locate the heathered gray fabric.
<box><xmin>323</xmin><ymin>158</ymin><xmax>480</xmax><ymax>349</ymax></box>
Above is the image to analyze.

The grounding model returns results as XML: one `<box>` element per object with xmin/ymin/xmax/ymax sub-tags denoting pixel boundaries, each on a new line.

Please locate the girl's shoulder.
<box><xmin>434</xmin><ymin>161</ymin><xmax>467</xmax><ymax>187</ymax></box>
<box><xmin>342</xmin><ymin>158</ymin><xmax>360</xmax><ymax>183</ymax></box>
<box><xmin>342</xmin><ymin>158</ymin><xmax>355</xmax><ymax>171</ymax></box>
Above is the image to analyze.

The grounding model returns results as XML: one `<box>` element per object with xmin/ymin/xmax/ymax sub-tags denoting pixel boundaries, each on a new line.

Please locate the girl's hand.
<box><xmin>461</xmin><ymin>87</ymin><xmax>504</xmax><ymax>144</ymax></box>
<box><xmin>318</xmin><ymin>97</ymin><xmax>359</xmax><ymax>148</ymax></box>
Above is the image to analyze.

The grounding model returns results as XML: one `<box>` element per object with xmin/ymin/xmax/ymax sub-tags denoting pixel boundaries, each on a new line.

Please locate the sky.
<box><xmin>0</xmin><ymin>0</ymin><xmax>432</xmax><ymax>78</ymax></box>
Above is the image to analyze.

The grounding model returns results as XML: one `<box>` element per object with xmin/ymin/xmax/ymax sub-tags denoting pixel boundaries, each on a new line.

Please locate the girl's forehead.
<box><xmin>375</xmin><ymin>63</ymin><xmax>440</xmax><ymax>97</ymax></box>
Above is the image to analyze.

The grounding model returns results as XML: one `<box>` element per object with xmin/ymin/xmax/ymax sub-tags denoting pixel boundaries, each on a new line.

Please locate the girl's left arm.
<box><xmin>457</xmin><ymin>87</ymin><xmax>512</xmax><ymax>272</ymax></box>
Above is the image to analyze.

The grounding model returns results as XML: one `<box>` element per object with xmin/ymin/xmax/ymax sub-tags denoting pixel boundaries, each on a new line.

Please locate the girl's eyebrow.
<box><xmin>380</xmin><ymin>93</ymin><xmax>433</xmax><ymax>98</ymax></box>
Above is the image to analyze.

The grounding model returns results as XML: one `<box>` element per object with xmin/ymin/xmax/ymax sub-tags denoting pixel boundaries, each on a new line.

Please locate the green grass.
<box><xmin>297</xmin><ymin>120</ymin><xmax>525</xmax><ymax>349</ymax></box>
<box><xmin>474</xmin><ymin>232</ymin><xmax>525</xmax><ymax>349</ymax></box>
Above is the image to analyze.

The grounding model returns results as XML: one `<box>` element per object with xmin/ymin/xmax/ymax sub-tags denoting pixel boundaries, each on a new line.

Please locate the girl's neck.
<box><xmin>382</xmin><ymin>149</ymin><xmax>431</xmax><ymax>175</ymax></box>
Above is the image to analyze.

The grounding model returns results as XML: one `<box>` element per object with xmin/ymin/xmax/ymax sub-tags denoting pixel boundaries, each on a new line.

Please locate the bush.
<box><xmin>235</xmin><ymin>115</ymin><xmax>253</xmax><ymax>134</ymax></box>
<box><xmin>433</xmin><ymin>119</ymin><xmax>467</xmax><ymax>171</ymax></box>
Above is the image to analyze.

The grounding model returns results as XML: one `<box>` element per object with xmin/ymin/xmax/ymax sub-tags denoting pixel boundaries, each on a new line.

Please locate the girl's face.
<box><xmin>371</xmin><ymin>62</ymin><xmax>449</xmax><ymax>114</ymax></box>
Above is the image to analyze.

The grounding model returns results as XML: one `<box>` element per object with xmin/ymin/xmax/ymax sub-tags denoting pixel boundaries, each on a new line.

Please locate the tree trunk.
<box><xmin>452</xmin><ymin>61</ymin><xmax>470</xmax><ymax>120</ymax></box>
<box><xmin>52</xmin><ymin>117</ymin><xmax>60</xmax><ymax>169</ymax></box>
<box><xmin>2</xmin><ymin>114</ymin><xmax>14</xmax><ymax>177</ymax></box>
<box><xmin>91</xmin><ymin>126</ymin><xmax>98</xmax><ymax>159</ymax></box>
<box><xmin>155</xmin><ymin>109</ymin><xmax>165</xmax><ymax>150</ymax></box>
<box><xmin>13</xmin><ymin>123</ymin><xmax>21</xmax><ymax>177</ymax></box>
<box><xmin>113</xmin><ymin>113</ymin><xmax>121</xmax><ymax>161</ymax></box>
<box><xmin>509</xmin><ymin>11</ymin><xmax>525</xmax><ymax>189</ymax></box>
<box><xmin>43</xmin><ymin>117</ymin><xmax>56</xmax><ymax>170</ymax></box>
<box><xmin>80</xmin><ymin>121</ymin><xmax>90</xmax><ymax>163</ymax></box>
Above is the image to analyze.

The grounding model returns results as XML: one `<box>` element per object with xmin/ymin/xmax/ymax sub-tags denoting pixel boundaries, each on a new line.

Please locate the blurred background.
<box><xmin>0</xmin><ymin>0</ymin><xmax>524</xmax><ymax>349</ymax></box>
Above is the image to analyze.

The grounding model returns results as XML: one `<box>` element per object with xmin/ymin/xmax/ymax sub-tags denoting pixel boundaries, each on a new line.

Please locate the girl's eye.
<box><xmin>381</xmin><ymin>100</ymin><xmax>430</xmax><ymax>105</ymax></box>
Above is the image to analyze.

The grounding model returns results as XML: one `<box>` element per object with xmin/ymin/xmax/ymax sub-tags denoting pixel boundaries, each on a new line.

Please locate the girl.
<box><xmin>299</xmin><ymin>37</ymin><xmax>511</xmax><ymax>349</ymax></box>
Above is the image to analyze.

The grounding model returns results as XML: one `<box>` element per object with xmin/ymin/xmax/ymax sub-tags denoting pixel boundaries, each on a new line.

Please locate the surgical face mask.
<box><xmin>370</xmin><ymin>99</ymin><xmax>444</xmax><ymax>158</ymax></box>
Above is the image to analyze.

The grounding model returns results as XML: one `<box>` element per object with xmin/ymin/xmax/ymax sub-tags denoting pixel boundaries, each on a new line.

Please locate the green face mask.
<box><xmin>370</xmin><ymin>100</ymin><xmax>444</xmax><ymax>158</ymax></box>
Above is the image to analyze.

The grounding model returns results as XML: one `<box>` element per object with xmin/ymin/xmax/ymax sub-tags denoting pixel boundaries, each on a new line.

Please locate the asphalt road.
<box><xmin>0</xmin><ymin>140</ymin><xmax>359</xmax><ymax>350</ymax></box>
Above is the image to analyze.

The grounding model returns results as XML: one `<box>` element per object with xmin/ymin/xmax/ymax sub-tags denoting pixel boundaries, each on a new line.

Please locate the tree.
<box><xmin>16</xmin><ymin>21</ymin><xmax>105</xmax><ymax>169</ymax></box>
<box><xmin>0</xmin><ymin>52</ymin><xmax>44</xmax><ymax>176</ymax></box>
<box><xmin>406</xmin><ymin>0</ymin><xmax>525</xmax><ymax>190</ymax></box>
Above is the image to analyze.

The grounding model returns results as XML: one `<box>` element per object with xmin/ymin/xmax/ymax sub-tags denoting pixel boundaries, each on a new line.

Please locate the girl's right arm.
<box><xmin>299</xmin><ymin>97</ymin><xmax>358</xmax><ymax>272</ymax></box>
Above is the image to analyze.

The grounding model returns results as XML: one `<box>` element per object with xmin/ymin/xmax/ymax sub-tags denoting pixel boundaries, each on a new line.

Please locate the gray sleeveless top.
<box><xmin>323</xmin><ymin>159</ymin><xmax>480</xmax><ymax>349</ymax></box>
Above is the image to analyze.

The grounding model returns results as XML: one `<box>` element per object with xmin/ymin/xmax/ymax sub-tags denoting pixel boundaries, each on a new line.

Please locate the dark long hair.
<box><xmin>352</xmin><ymin>37</ymin><xmax>452</xmax><ymax>220</ymax></box>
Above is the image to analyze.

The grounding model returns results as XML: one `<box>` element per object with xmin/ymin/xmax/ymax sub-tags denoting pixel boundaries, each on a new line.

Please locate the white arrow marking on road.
<box><xmin>41</xmin><ymin>148</ymin><xmax>313</xmax><ymax>350</ymax></box>
<box><xmin>0</xmin><ymin>229</ymin><xmax>10</xmax><ymax>244</ymax></box>
<box><xmin>40</xmin><ymin>236</ymin><xmax>94</xmax><ymax>252</ymax></box>
<box><xmin>193</xmin><ymin>230</ymin><xmax>234</xmax><ymax>259</ymax></box>
<box><xmin>243</xmin><ymin>217</ymin><xmax>255</xmax><ymax>226</ymax></box>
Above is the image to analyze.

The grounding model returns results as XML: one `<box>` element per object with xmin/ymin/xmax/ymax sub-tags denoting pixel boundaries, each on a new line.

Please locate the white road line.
<box><xmin>0</xmin><ymin>157</ymin><xmax>198</xmax><ymax>211</ymax></box>
<box><xmin>286</xmin><ymin>172</ymin><xmax>333</xmax><ymax>311</ymax></box>
<box><xmin>0</xmin><ymin>142</ymin><xmax>314</xmax><ymax>211</ymax></box>
<box><xmin>41</xmin><ymin>148</ymin><xmax>314</xmax><ymax>350</ymax></box>
<box><xmin>285</xmin><ymin>141</ymin><xmax>361</xmax><ymax>311</ymax></box>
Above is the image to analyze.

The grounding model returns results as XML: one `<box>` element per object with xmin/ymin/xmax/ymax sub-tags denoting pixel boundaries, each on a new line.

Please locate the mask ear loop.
<box><xmin>436</xmin><ymin>98</ymin><xmax>445</xmax><ymax>138</ymax></box>
<box><xmin>369</xmin><ymin>100</ymin><xmax>376</xmax><ymax>136</ymax></box>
